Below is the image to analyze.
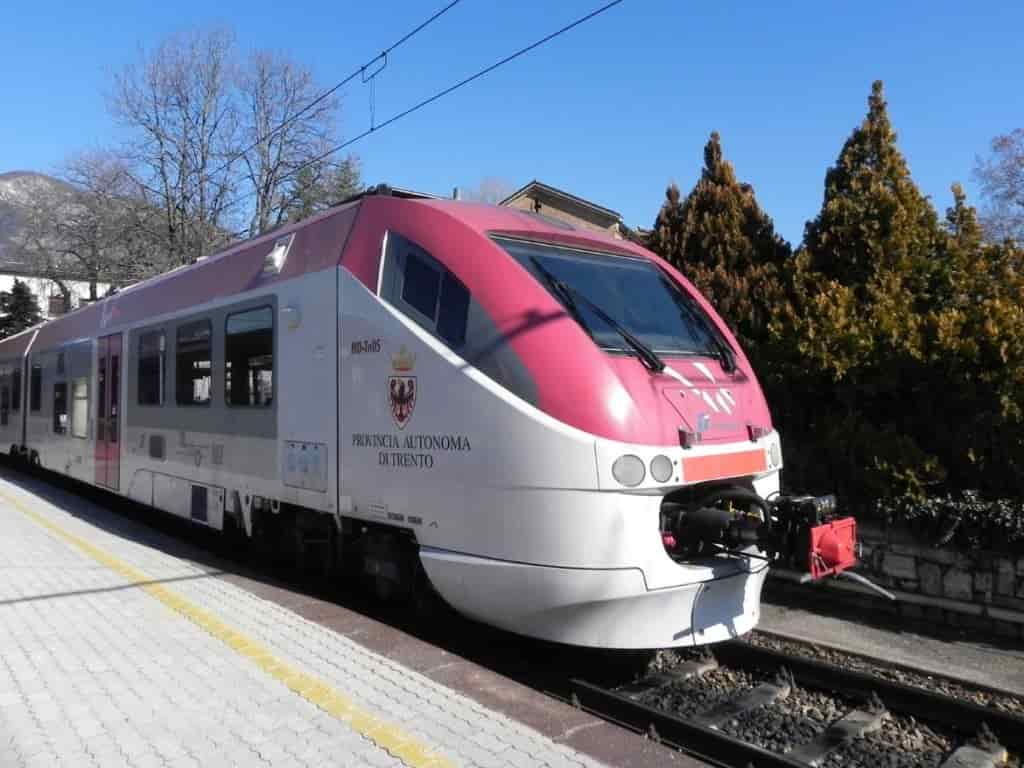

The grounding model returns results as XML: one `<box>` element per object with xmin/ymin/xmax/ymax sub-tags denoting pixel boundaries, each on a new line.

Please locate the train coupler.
<box><xmin>768</xmin><ymin>493</ymin><xmax>895</xmax><ymax>600</ymax></box>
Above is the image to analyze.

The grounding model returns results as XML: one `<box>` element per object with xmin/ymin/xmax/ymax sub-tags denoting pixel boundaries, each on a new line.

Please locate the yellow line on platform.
<box><xmin>4</xmin><ymin>489</ymin><xmax>453</xmax><ymax>768</ymax></box>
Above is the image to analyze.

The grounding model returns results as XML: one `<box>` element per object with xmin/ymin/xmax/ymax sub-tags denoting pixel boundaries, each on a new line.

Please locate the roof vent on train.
<box><xmin>263</xmin><ymin>233</ymin><xmax>294</xmax><ymax>275</ymax></box>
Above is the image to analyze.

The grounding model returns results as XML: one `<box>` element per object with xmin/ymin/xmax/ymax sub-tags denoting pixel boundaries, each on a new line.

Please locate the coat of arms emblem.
<box><xmin>388</xmin><ymin>346</ymin><xmax>417</xmax><ymax>429</ymax></box>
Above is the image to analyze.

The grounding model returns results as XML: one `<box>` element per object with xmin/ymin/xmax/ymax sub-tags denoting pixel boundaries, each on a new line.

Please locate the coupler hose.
<box><xmin>664</xmin><ymin>485</ymin><xmax>771</xmax><ymax>557</ymax></box>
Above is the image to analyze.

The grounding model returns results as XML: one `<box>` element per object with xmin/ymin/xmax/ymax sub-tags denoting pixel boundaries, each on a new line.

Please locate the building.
<box><xmin>0</xmin><ymin>171</ymin><xmax>110</xmax><ymax>320</ymax></box>
<box><xmin>498</xmin><ymin>180</ymin><xmax>624</xmax><ymax>238</ymax></box>
<box><xmin>0</xmin><ymin>259</ymin><xmax>108</xmax><ymax>321</ymax></box>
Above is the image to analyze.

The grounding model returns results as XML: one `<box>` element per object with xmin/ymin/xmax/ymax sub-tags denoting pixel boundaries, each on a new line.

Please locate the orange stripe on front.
<box><xmin>682</xmin><ymin>449</ymin><xmax>767</xmax><ymax>483</ymax></box>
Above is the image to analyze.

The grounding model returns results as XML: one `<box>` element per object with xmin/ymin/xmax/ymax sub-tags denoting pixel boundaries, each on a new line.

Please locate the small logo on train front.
<box><xmin>388</xmin><ymin>346</ymin><xmax>417</xmax><ymax>430</ymax></box>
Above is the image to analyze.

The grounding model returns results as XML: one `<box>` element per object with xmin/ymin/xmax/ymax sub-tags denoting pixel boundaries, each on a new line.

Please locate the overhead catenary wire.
<box><xmin>219</xmin><ymin>0</ymin><xmax>627</xmax><ymax>237</ymax></box>
<box><xmin>199</xmin><ymin>0</ymin><xmax>466</xmax><ymax>187</ymax></box>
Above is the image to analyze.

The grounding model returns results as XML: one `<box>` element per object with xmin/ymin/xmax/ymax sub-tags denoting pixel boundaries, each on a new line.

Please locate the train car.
<box><xmin>0</xmin><ymin>185</ymin><xmax>856</xmax><ymax>649</ymax></box>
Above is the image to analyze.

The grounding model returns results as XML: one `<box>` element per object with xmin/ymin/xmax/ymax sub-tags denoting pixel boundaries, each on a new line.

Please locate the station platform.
<box><xmin>0</xmin><ymin>471</ymin><xmax>697</xmax><ymax>768</ymax></box>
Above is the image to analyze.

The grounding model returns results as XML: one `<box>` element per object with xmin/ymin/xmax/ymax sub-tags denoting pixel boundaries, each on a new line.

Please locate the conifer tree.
<box><xmin>0</xmin><ymin>280</ymin><xmax>43</xmax><ymax>339</ymax></box>
<box><xmin>777</xmin><ymin>81</ymin><xmax>954</xmax><ymax>498</ymax></box>
<box><xmin>790</xmin><ymin>80</ymin><xmax>949</xmax><ymax>379</ymax></box>
<box><xmin>802</xmin><ymin>80</ymin><xmax>943</xmax><ymax>296</ymax></box>
<box><xmin>649</xmin><ymin>131</ymin><xmax>791</xmax><ymax>354</ymax></box>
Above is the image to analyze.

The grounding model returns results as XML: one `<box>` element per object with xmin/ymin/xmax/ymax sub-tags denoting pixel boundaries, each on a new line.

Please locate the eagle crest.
<box><xmin>388</xmin><ymin>375</ymin><xmax>416</xmax><ymax>429</ymax></box>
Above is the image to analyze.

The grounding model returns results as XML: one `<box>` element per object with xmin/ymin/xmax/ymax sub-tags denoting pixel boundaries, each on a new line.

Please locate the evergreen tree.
<box><xmin>0</xmin><ymin>280</ymin><xmax>43</xmax><ymax>339</ymax></box>
<box><xmin>929</xmin><ymin>185</ymin><xmax>1024</xmax><ymax>490</ymax></box>
<box><xmin>284</xmin><ymin>155</ymin><xmax>362</xmax><ymax>225</ymax></box>
<box><xmin>944</xmin><ymin>183</ymin><xmax>984</xmax><ymax>251</ymax></box>
<box><xmin>649</xmin><ymin>131</ymin><xmax>791</xmax><ymax>354</ymax></box>
<box><xmin>790</xmin><ymin>81</ymin><xmax>949</xmax><ymax>378</ymax></box>
<box><xmin>781</xmin><ymin>82</ymin><xmax>1024</xmax><ymax>500</ymax></box>
<box><xmin>776</xmin><ymin>81</ymin><xmax>953</xmax><ymax>498</ymax></box>
<box><xmin>802</xmin><ymin>80</ymin><xmax>943</xmax><ymax>295</ymax></box>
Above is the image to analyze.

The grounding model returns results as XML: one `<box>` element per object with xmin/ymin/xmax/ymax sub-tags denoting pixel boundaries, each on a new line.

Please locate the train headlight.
<box><xmin>650</xmin><ymin>455</ymin><xmax>673</xmax><ymax>483</ymax></box>
<box><xmin>768</xmin><ymin>442</ymin><xmax>782</xmax><ymax>468</ymax></box>
<box><xmin>612</xmin><ymin>455</ymin><xmax>645</xmax><ymax>487</ymax></box>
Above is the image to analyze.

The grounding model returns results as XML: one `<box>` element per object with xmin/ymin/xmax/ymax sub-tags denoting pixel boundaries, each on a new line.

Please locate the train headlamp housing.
<box><xmin>612</xmin><ymin>455</ymin><xmax>645</xmax><ymax>487</ymax></box>
<box><xmin>650</xmin><ymin>455</ymin><xmax>673</xmax><ymax>484</ymax></box>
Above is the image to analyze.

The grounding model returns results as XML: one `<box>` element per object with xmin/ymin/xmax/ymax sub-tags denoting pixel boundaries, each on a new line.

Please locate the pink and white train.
<box><xmin>0</xmin><ymin>186</ymin><xmax>856</xmax><ymax>649</ymax></box>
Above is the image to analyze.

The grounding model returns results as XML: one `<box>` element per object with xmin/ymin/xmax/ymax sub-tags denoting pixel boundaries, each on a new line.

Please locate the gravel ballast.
<box><xmin>746</xmin><ymin>631</ymin><xmax>1024</xmax><ymax>715</ymax></box>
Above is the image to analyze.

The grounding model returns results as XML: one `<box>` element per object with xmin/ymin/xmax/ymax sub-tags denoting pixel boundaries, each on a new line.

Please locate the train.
<box><xmin>0</xmin><ymin>185</ymin><xmax>858</xmax><ymax>649</ymax></box>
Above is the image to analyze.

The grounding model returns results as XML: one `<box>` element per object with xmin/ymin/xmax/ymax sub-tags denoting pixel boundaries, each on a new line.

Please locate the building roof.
<box><xmin>498</xmin><ymin>180</ymin><xmax>622</xmax><ymax>225</ymax></box>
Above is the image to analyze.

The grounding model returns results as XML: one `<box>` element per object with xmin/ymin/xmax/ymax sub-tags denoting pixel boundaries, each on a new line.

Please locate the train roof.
<box><xmin>6</xmin><ymin>187</ymin><xmax>648</xmax><ymax>352</ymax></box>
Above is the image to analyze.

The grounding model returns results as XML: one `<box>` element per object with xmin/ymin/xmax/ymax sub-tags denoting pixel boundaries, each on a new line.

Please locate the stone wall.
<box><xmin>857</xmin><ymin>522</ymin><xmax>1024</xmax><ymax>609</ymax></box>
<box><xmin>765</xmin><ymin>521</ymin><xmax>1024</xmax><ymax>641</ymax></box>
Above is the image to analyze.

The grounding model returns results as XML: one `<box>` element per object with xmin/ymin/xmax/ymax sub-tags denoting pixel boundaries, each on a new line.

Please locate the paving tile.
<box><xmin>0</xmin><ymin>479</ymin><xmax>616</xmax><ymax>768</ymax></box>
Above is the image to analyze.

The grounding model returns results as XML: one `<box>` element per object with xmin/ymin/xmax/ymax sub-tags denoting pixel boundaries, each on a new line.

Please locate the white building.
<box><xmin>0</xmin><ymin>271</ymin><xmax>109</xmax><ymax>320</ymax></box>
<box><xmin>0</xmin><ymin>171</ymin><xmax>111</xmax><ymax>319</ymax></box>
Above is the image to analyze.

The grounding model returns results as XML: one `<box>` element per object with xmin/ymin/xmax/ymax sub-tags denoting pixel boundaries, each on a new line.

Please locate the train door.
<box><xmin>95</xmin><ymin>333</ymin><xmax>122</xmax><ymax>489</ymax></box>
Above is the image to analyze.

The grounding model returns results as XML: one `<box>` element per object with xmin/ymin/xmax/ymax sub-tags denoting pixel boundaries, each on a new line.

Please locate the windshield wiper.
<box><xmin>527</xmin><ymin>257</ymin><xmax>591</xmax><ymax>337</ymax></box>
<box><xmin>529</xmin><ymin>256</ymin><xmax>665</xmax><ymax>373</ymax></box>
<box><xmin>659</xmin><ymin>276</ymin><xmax>737</xmax><ymax>373</ymax></box>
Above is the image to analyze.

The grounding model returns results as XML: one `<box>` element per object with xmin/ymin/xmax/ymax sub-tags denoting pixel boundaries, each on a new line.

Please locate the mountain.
<box><xmin>0</xmin><ymin>171</ymin><xmax>77</xmax><ymax>275</ymax></box>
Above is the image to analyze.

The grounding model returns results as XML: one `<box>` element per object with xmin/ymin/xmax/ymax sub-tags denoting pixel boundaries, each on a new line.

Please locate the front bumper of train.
<box><xmin>418</xmin><ymin>546</ymin><xmax>769</xmax><ymax>649</ymax></box>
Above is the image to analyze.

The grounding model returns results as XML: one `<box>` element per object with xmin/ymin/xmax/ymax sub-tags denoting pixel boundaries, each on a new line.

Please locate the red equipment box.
<box><xmin>808</xmin><ymin>516</ymin><xmax>858</xmax><ymax>580</ymax></box>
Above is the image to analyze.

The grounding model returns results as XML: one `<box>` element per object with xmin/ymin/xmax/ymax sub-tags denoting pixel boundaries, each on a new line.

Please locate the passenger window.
<box><xmin>385</xmin><ymin>232</ymin><xmax>470</xmax><ymax>350</ymax></box>
<box><xmin>1</xmin><ymin>384</ymin><xmax>8</xmax><ymax>427</ymax></box>
<box><xmin>138</xmin><ymin>331</ymin><xmax>165</xmax><ymax>405</ymax></box>
<box><xmin>30</xmin><ymin>364</ymin><xmax>41</xmax><ymax>411</ymax></box>
<box><xmin>402</xmin><ymin>253</ymin><xmax>441</xmax><ymax>320</ymax></box>
<box><xmin>71</xmin><ymin>378</ymin><xmax>88</xmax><ymax>438</ymax></box>
<box><xmin>225</xmin><ymin>307</ymin><xmax>273</xmax><ymax>407</ymax></box>
<box><xmin>11</xmin><ymin>369</ymin><xmax>20</xmax><ymax>412</ymax></box>
<box><xmin>176</xmin><ymin>320</ymin><xmax>212</xmax><ymax>405</ymax></box>
<box><xmin>53</xmin><ymin>382</ymin><xmax>68</xmax><ymax>434</ymax></box>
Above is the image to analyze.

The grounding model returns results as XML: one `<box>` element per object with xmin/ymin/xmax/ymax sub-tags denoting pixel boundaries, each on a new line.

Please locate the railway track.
<box><xmin>569</xmin><ymin>641</ymin><xmax>1021</xmax><ymax>768</ymax></box>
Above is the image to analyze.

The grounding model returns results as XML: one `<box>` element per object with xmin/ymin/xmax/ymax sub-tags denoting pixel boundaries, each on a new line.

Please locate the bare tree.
<box><xmin>106</xmin><ymin>27</ymin><xmax>361</xmax><ymax>257</ymax></box>
<box><xmin>973</xmin><ymin>128</ymin><xmax>1024</xmax><ymax>243</ymax></box>
<box><xmin>13</xmin><ymin>24</ymin><xmax>357</xmax><ymax>285</ymax></box>
<box><xmin>10</xmin><ymin>151</ymin><xmax>171</xmax><ymax>303</ymax></box>
<box><xmin>110</xmin><ymin>27</ymin><xmax>240</xmax><ymax>264</ymax></box>
<box><xmin>9</xmin><ymin>190</ymin><xmax>77</xmax><ymax>310</ymax></box>
<box><xmin>237</xmin><ymin>50</ymin><xmax>343</xmax><ymax>236</ymax></box>
<box><xmin>460</xmin><ymin>177</ymin><xmax>515</xmax><ymax>204</ymax></box>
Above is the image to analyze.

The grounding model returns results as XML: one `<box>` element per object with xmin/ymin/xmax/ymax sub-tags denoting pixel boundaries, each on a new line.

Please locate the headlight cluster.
<box><xmin>650</xmin><ymin>454</ymin><xmax>673</xmax><ymax>483</ymax></box>
<box><xmin>611</xmin><ymin>455</ymin><xmax>645</xmax><ymax>487</ymax></box>
<box><xmin>612</xmin><ymin>454</ymin><xmax>675</xmax><ymax>487</ymax></box>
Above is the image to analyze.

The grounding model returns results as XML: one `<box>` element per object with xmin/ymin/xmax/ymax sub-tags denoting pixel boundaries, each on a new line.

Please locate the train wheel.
<box><xmin>359</xmin><ymin>529</ymin><xmax>415</xmax><ymax>605</ymax></box>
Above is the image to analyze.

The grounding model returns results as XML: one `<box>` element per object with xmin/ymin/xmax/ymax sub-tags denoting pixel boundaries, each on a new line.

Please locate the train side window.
<box><xmin>437</xmin><ymin>274</ymin><xmax>469</xmax><ymax>347</ymax></box>
<box><xmin>53</xmin><ymin>382</ymin><xmax>68</xmax><ymax>434</ymax></box>
<box><xmin>71</xmin><ymin>378</ymin><xmax>88</xmax><ymax>438</ymax></box>
<box><xmin>402</xmin><ymin>252</ymin><xmax>441</xmax><ymax>320</ymax></box>
<box><xmin>138</xmin><ymin>330</ymin><xmax>165</xmax><ymax>405</ymax></box>
<box><xmin>11</xmin><ymin>369</ymin><xmax>20</xmax><ymax>412</ymax></box>
<box><xmin>385</xmin><ymin>232</ymin><xmax>470</xmax><ymax>350</ymax></box>
<box><xmin>0</xmin><ymin>384</ymin><xmax>8</xmax><ymax>427</ymax></box>
<box><xmin>29</xmin><ymin>364</ymin><xmax>41</xmax><ymax>411</ymax></box>
<box><xmin>176</xmin><ymin>320</ymin><xmax>212</xmax><ymax>406</ymax></box>
<box><xmin>225</xmin><ymin>307</ymin><xmax>273</xmax><ymax>407</ymax></box>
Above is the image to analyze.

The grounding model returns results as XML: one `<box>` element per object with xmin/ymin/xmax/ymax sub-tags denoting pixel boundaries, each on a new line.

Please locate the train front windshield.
<box><xmin>495</xmin><ymin>236</ymin><xmax>723</xmax><ymax>358</ymax></box>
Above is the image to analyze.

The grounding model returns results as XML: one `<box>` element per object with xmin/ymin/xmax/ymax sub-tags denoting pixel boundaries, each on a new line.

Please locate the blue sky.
<box><xmin>2</xmin><ymin>1</ymin><xmax>1021</xmax><ymax>244</ymax></box>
